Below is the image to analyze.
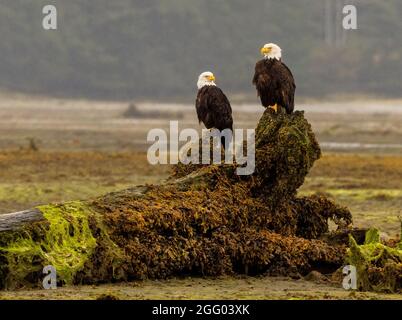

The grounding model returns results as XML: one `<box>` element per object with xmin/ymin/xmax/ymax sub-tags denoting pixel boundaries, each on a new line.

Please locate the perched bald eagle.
<box><xmin>196</xmin><ymin>71</ymin><xmax>233</xmax><ymax>135</ymax></box>
<box><xmin>252</xmin><ymin>43</ymin><xmax>296</xmax><ymax>114</ymax></box>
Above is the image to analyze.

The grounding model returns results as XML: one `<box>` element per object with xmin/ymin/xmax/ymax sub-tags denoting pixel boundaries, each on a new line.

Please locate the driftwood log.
<box><xmin>0</xmin><ymin>109</ymin><xmax>362</xmax><ymax>289</ymax></box>
<box><xmin>0</xmin><ymin>209</ymin><xmax>43</xmax><ymax>232</ymax></box>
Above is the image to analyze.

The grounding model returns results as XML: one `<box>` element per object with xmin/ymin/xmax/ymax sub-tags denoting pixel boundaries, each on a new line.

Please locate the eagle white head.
<box><xmin>197</xmin><ymin>71</ymin><xmax>216</xmax><ymax>89</ymax></box>
<box><xmin>260</xmin><ymin>43</ymin><xmax>282</xmax><ymax>60</ymax></box>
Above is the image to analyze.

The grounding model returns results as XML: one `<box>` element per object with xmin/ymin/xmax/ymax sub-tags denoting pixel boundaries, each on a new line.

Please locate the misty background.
<box><xmin>0</xmin><ymin>0</ymin><xmax>401</xmax><ymax>100</ymax></box>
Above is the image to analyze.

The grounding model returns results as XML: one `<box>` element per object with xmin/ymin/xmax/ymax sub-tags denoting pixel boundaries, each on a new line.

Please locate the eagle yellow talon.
<box><xmin>269</xmin><ymin>104</ymin><xmax>278</xmax><ymax>113</ymax></box>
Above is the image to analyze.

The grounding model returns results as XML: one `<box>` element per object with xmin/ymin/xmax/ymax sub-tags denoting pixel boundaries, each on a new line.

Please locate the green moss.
<box><xmin>364</xmin><ymin>228</ymin><xmax>380</xmax><ymax>244</ymax></box>
<box><xmin>0</xmin><ymin>201</ymin><xmax>97</xmax><ymax>288</ymax></box>
<box><xmin>253</xmin><ymin>110</ymin><xmax>321</xmax><ymax>208</ymax></box>
<box><xmin>347</xmin><ymin>228</ymin><xmax>402</xmax><ymax>292</ymax></box>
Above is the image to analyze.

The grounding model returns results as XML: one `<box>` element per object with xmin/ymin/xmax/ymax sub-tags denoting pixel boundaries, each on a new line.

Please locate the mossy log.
<box><xmin>1</xmin><ymin>110</ymin><xmax>359</xmax><ymax>289</ymax></box>
<box><xmin>347</xmin><ymin>228</ymin><xmax>402</xmax><ymax>292</ymax></box>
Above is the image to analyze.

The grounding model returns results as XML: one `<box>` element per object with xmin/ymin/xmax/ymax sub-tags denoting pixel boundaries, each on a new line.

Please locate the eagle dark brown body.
<box><xmin>252</xmin><ymin>58</ymin><xmax>296</xmax><ymax>114</ymax></box>
<box><xmin>195</xmin><ymin>85</ymin><xmax>233</xmax><ymax>131</ymax></box>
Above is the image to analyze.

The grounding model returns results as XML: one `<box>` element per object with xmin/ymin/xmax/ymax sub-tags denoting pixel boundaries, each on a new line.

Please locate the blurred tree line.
<box><xmin>0</xmin><ymin>0</ymin><xmax>401</xmax><ymax>100</ymax></box>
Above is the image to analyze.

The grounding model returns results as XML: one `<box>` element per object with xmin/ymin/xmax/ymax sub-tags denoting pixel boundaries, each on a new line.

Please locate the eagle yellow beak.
<box><xmin>261</xmin><ymin>47</ymin><xmax>271</xmax><ymax>55</ymax></box>
<box><xmin>207</xmin><ymin>75</ymin><xmax>216</xmax><ymax>82</ymax></box>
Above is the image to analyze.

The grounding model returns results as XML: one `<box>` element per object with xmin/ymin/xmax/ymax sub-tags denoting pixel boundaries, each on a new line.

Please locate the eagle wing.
<box><xmin>253</xmin><ymin>59</ymin><xmax>296</xmax><ymax>114</ymax></box>
<box><xmin>278</xmin><ymin>62</ymin><xmax>296</xmax><ymax>114</ymax></box>
<box><xmin>196</xmin><ymin>86</ymin><xmax>233</xmax><ymax>131</ymax></box>
<box><xmin>252</xmin><ymin>60</ymin><xmax>273</xmax><ymax>107</ymax></box>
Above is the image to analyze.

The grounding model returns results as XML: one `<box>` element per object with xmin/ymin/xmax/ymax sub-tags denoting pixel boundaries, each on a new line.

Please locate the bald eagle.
<box><xmin>195</xmin><ymin>72</ymin><xmax>233</xmax><ymax>147</ymax></box>
<box><xmin>252</xmin><ymin>43</ymin><xmax>296</xmax><ymax>114</ymax></box>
